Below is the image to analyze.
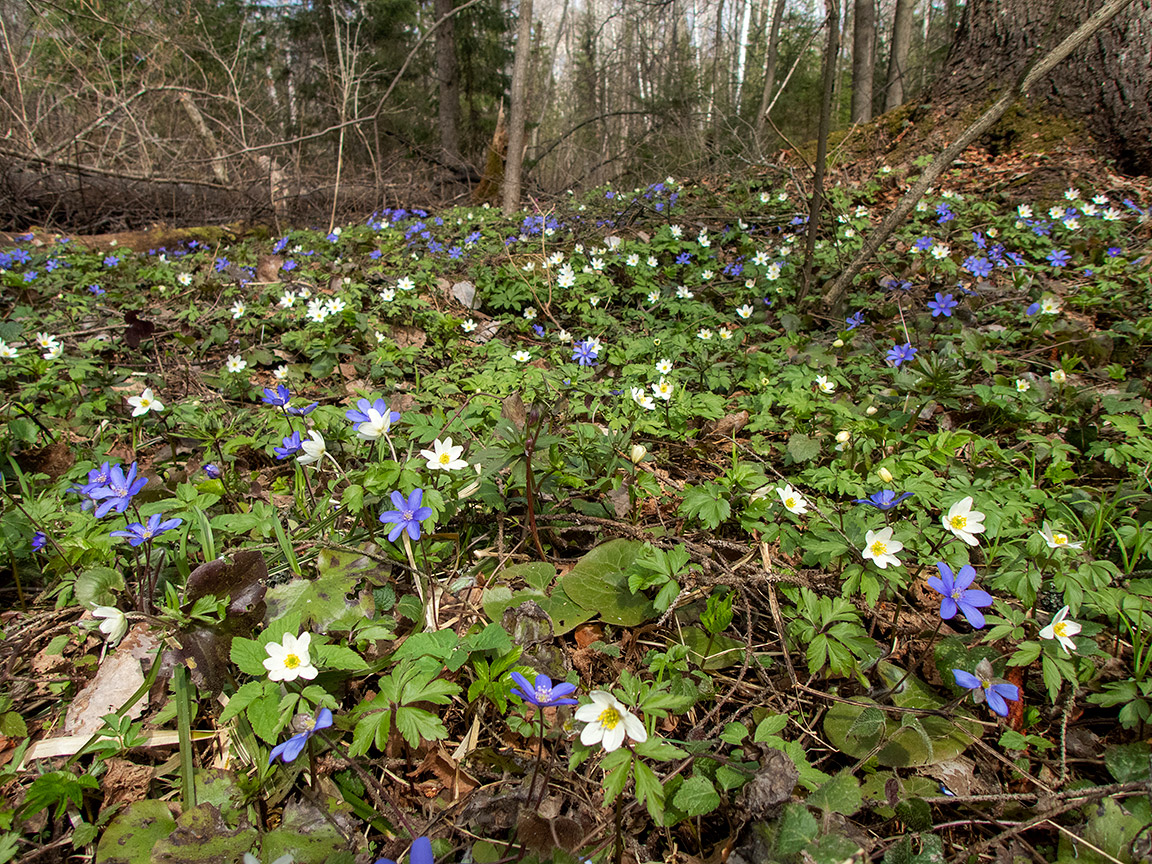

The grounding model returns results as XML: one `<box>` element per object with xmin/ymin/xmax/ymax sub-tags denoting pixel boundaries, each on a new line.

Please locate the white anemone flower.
<box><xmin>127</xmin><ymin>387</ymin><xmax>164</xmax><ymax>417</ymax></box>
<box><xmin>421</xmin><ymin>438</ymin><xmax>468</xmax><ymax>471</ymax></box>
<box><xmin>575</xmin><ymin>690</ymin><xmax>647</xmax><ymax>752</ymax></box>
<box><xmin>225</xmin><ymin>354</ymin><xmax>247</xmax><ymax>373</ymax></box>
<box><xmin>862</xmin><ymin>527</ymin><xmax>903</xmax><ymax>569</ymax></box>
<box><xmin>942</xmin><ymin>497</ymin><xmax>986</xmax><ymax>546</ymax></box>
<box><xmin>354</xmin><ymin>409</ymin><xmax>392</xmax><ymax>441</ymax></box>
<box><xmin>815</xmin><ymin>375</ymin><xmax>835</xmax><ymax>394</ymax></box>
<box><xmin>296</xmin><ymin>430</ymin><xmax>327</xmax><ymax>466</ymax></box>
<box><xmin>1039</xmin><ymin>522</ymin><xmax>1082</xmax><ymax>550</ymax></box>
<box><xmin>263</xmin><ymin>632</ymin><xmax>318</xmax><ymax>682</ymax></box>
<box><xmin>777</xmin><ymin>484</ymin><xmax>808</xmax><ymax>515</ymax></box>
<box><xmin>1039</xmin><ymin>606</ymin><xmax>1082</xmax><ymax>654</ymax></box>
<box><xmin>92</xmin><ymin>606</ymin><xmax>128</xmax><ymax>644</ymax></box>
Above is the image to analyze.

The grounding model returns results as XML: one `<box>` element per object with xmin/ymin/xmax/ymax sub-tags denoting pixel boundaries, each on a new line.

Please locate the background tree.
<box><xmin>883</xmin><ymin>0</ymin><xmax>914</xmax><ymax>110</ymax></box>
<box><xmin>850</xmin><ymin>0</ymin><xmax>875</xmax><ymax>122</ymax></box>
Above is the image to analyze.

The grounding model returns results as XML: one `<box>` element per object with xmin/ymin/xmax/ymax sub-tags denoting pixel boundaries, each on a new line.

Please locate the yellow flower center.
<box><xmin>598</xmin><ymin>707</ymin><xmax>621</xmax><ymax>730</ymax></box>
<box><xmin>785</xmin><ymin>497</ymin><xmax>796</xmax><ymax>508</ymax></box>
<box><xmin>1053</xmin><ymin>622</ymin><xmax>1070</xmax><ymax>637</ymax></box>
<box><xmin>284</xmin><ymin>653</ymin><xmax>301</xmax><ymax>669</ymax></box>
<box><xmin>1053</xmin><ymin>534</ymin><xmax>1068</xmax><ymax>546</ymax></box>
<box><xmin>439</xmin><ymin>453</ymin><xmax>452</xmax><ymax>465</ymax></box>
<box><xmin>950</xmin><ymin>515</ymin><xmax>967</xmax><ymax>529</ymax></box>
<box><xmin>871</xmin><ymin>541</ymin><xmax>888</xmax><ymax>557</ymax></box>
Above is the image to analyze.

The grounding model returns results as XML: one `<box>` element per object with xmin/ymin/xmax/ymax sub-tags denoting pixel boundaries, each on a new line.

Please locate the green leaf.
<box><xmin>229</xmin><ymin>636</ymin><xmax>268</xmax><ymax>677</ymax></box>
<box><xmin>561</xmin><ymin>539</ymin><xmax>655</xmax><ymax>626</ymax></box>
<box><xmin>678</xmin><ymin>484</ymin><xmax>731</xmax><ymax>530</ymax></box>
<box><xmin>786</xmin><ymin>432</ymin><xmax>821</xmax><ymax>463</ymax></box>
<box><xmin>672</xmin><ymin>775</ymin><xmax>720</xmax><ymax>817</ymax></box>
<box><xmin>315</xmin><ymin>643</ymin><xmax>368</xmax><ymax>671</ymax></box>
<box><xmin>754</xmin><ymin>714</ymin><xmax>788</xmax><ymax>740</ymax></box>
<box><xmin>95</xmin><ymin>799</ymin><xmax>177</xmax><ymax>864</ymax></box>
<box><xmin>393</xmin><ymin>706</ymin><xmax>449</xmax><ymax>748</ymax></box>
<box><xmin>1105</xmin><ymin>742</ymin><xmax>1152</xmax><ymax>784</ymax></box>
<box><xmin>74</xmin><ymin>566</ymin><xmax>125</xmax><ymax>609</ymax></box>
<box><xmin>150</xmin><ymin>802</ymin><xmax>258</xmax><ymax>862</ymax></box>
<box><xmin>633</xmin><ymin>759</ymin><xmax>667</xmax><ymax>825</ymax></box>
<box><xmin>500</xmin><ymin>561</ymin><xmax>556</xmax><ymax>591</ymax></box>
<box><xmin>807</xmin><ymin>772</ymin><xmax>862</xmax><ymax>816</ymax></box>
<box><xmin>246</xmin><ymin>690</ymin><xmax>282</xmax><ymax>743</ymax></box>
<box><xmin>774</xmin><ymin>802</ymin><xmax>819</xmax><ymax>857</ymax></box>
<box><xmin>600</xmin><ymin>750</ymin><xmax>632</xmax><ymax>804</ymax></box>
<box><xmin>218</xmin><ymin>681</ymin><xmax>265</xmax><ymax>724</ymax></box>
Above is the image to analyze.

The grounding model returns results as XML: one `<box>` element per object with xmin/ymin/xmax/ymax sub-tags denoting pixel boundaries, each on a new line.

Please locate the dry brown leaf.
<box><xmin>101</xmin><ymin>758</ymin><xmax>154</xmax><ymax>808</ymax></box>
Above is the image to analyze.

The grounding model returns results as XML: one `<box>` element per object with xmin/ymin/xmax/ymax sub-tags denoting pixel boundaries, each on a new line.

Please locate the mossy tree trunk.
<box><xmin>935</xmin><ymin>0</ymin><xmax>1152</xmax><ymax>174</ymax></box>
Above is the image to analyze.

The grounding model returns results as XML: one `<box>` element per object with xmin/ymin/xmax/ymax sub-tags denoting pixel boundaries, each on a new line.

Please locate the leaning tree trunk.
<box><xmin>935</xmin><ymin>0</ymin><xmax>1152</xmax><ymax>174</ymax></box>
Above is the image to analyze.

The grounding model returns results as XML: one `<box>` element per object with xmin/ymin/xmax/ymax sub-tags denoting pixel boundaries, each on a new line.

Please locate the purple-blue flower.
<box><xmin>110</xmin><ymin>513</ymin><xmax>184</xmax><ymax>547</ymax></box>
<box><xmin>88</xmin><ymin>284</ymin><xmax>105</xmax><ymax>295</ymax></box>
<box><xmin>509</xmin><ymin>672</ymin><xmax>579</xmax><ymax>707</ymax></box>
<box><xmin>88</xmin><ymin>463</ymin><xmax>147</xmax><ymax>518</ymax></box>
<box><xmin>262</xmin><ymin>384</ymin><xmax>291</xmax><ymax>407</ymax></box>
<box><xmin>104</xmin><ymin>255</ymin><xmax>119</xmax><ymax>267</ymax></box>
<box><xmin>379</xmin><ymin>489</ymin><xmax>433</xmax><ymax>542</ymax></box>
<box><xmin>887</xmin><ymin>342</ymin><xmax>918</xmax><ymax>367</ymax></box>
<box><xmin>1106</xmin><ymin>246</ymin><xmax>1122</xmax><ymax>257</ymax></box>
<box><xmin>269</xmin><ymin>708</ymin><xmax>333</xmax><ymax>764</ymax></box>
<box><xmin>926</xmin><ymin>562</ymin><xmax>993</xmax><ymax>629</ymax></box>
<box><xmin>571</xmin><ymin>340</ymin><xmax>599</xmax><ymax>367</ymax></box>
<box><xmin>952</xmin><ymin>666</ymin><xmax>1019</xmax><ymax>718</ymax></box>
<box><xmin>346</xmin><ymin>397</ymin><xmax>400</xmax><ymax>429</ymax></box>
<box><xmin>31</xmin><ymin>531</ymin><xmax>47</xmax><ymax>551</ymax></box>
<box><xmin>912</xmin><ymin>236</ymin><xmax>935</xmax><ymax>253</ymax></box>
<box><xmin>963</xmin><ymin>256</ymin><xmax>993</xmax><ymax>278</ymax></box>
<box><xmin>274</xmin><ymin>431</ymin><xmax>303</xmax><ymax>460</ymax></box>
<box><xmin>282</xmin><ymin>259</ymin><xmax>297</xmax><ymax>272</ymax></box>
<box><xmin>202</xmin><ymin>463</ymin><xmax>222</xmax><ymax>479</ymax></box>
<box><xmin>927</xmin><ymin>293</ymin><xmax>958</xmax><ymax>318</ymax></box>
<box><xmin>1046</xmin><ymin>248</ymin><xmax>1071</xmax><ymax>268</ymax></box>
<box><xmin>846</xmin><ymin>311</ymin><xmax>865</xmax><ymax>331</ymax></box>
<box><xmin>286</xmin><ymin>402</ymin><xmax>318</xmax><ymax>416</ymax></box>
<box><xmin>1025</xmin><ymin>302</ymin><xmax>1041</xmax><ymax>316</ymax></box>
<box><xmin>374</xmin><ymin>836</ymin><xmax>433</xmax><ymax>864</ymax></box>
<box><xmin>854</xmin><ymin>489</ymin><xmax>913</xmax><ymax>510</ymax></box>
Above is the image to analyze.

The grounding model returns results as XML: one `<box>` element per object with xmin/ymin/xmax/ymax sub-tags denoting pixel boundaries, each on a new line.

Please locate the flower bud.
<box><xmin>865</xmin><ymin>405</ymin><xmax>878</xmax><ymax>416</ymax></box>
<box><xmin>835</xmin><ymin>430</ymin><xmax>851</xmax><ymax>443</ymax></box>
<box><xmin>878</xmin><ymin>466</ymin><xmax>894</xmax><ymax>483</ymax></box>
<box><xmin>630</xmin><ymin>444</ymin><xmax>647</xmax><ymax>464</ymax></box>
<box><xmin>832</xmin><ymin>339</ymin><xmax>844</xmax><ymax>348</ymax></box>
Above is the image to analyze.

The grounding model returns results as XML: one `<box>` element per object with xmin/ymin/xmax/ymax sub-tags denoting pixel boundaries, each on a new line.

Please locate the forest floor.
<box><xmin>1</xmin><ymin>147</ymin><xmax>1152</xmax><ymax>864</ymax></box>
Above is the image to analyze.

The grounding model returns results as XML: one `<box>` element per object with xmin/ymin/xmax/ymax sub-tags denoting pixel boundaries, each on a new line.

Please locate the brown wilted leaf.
<box><xmin>391</xmin><ymin>324</ymin><xmax>427</xmax><ymax>349</ymax></box>
<box><xmin>256</xmin><ymin>255</ymin><xmax>284</xmax><ymax>283</ymax></box>
<box><xmin>102</xmin><ymin>758</ymin><xmax>153</xmax><ymax>808</ymax></box>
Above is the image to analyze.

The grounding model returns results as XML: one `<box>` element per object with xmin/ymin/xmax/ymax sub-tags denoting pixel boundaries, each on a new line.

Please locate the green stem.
<box><xmin>173</xmin><ymin>663</ymin><xmax>197</xmax><ymax>808</ymax></box>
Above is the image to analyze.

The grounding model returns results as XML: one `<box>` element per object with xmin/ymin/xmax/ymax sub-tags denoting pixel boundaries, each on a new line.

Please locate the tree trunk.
<box><xmin>734</xmin><ymin>0</ymin><xmax>753</xmax><ymax>108</ymax></box>
<box><xmin>754</xmin><ymin>0</ymin><xmax>788</xmax><ymax>148</ymax></box>
<box><xmin>801</xmin><ymin>0</ymin><xmax>840</xmax><ymax>301</ymax></box>
<box><xmin>935</xmin><ymin>0</ymin><xmax>1152</xmax><ymax>174</ymax></box>
<box><xmin>502</xmin><ymin>0</ymin><xmax>533</xmax><ymax>214</ymax></box>
<box><xmin>434</xmin><ymin>0</ymin><xmax>462</xmax><ymax>165</ymax></box>
<box><xmin>884</xmin><ymin>0</ymin><xmax>915</xmax><ymax>111</ymax></box>
<box><xmin>850</xmin><ymin>0</ymin><xmax>876</xmax><ymax>122</ymax></box>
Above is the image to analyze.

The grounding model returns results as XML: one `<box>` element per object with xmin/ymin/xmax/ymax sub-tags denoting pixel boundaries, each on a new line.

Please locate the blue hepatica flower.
<box><xmin>202</xmin><ymin>463</ymin><xmax>222</xmax><ymax>479</ymax></box>
<box><xmin>286</xmin><ymin>401</ymin><xmax>318</xmax><ymax>416</ymax></box>
<box><xmin>963</xmin><ymin>256</ymin><xmax>993</xmax><ymax>278</ymax></box>
<box><xmin>882</xmin><ymin>277</ymin><xmax>912</xmax><ymax>292</ymax></box>
<box><xmin>571</xmin><ymin>340</ymin><xmax>599</xmax><ymax>367</ymax></box>
<box><xmin>952</xmin><ymin>660</ymin><xmax>1019</xmax><ymax>718</ymax></box>
<box><xmin>274</xmin><ymin>431</ymin><xmax>303</xmax><ymax>460</ymax></box>
<box><xmin>510</xmin><ymin>671</ymin><xmax>579</xmax><ymax>708</ymax></box>
<box><xmin>1047</xmin><ymin>248</ymin><xmax>1071</xmax><ymax>268</ymax></box>
<box><xmin>269</xmin><ymin>708</ymin><xmax>333</xmax><ymax>764</ymax></box>
<box><xmin>1025</xmin><ymin>301</ymin><xmax>1041</xmax><ymax>316</ymax></box>
<box><xmin>379</xmin><ymin>489</ymin><xmax>433</xmax><ymax>542</ymax></box>
<box><xmin>88</xmin><ymin>463</ymin><xmax>148</xmax><ymax>518</ymax></box>
<box><xmin>346</xmin><ymin>397</ymin><xmax>400</xmax><ymax>431</ymax></box>
<box><xmin>374</xmin><ymin>836</ymin><xmax>433</xmax><ymax>864</ymax></box>
<box><xmin>675</xmin><ymin>252</ymin><xmax>692</xmax><ymax>265</ymax></box>
<box><xmin>854</xmin><ymin>489</ymin><xmax>913</xmax><ymax>511</ymax></box>
<box><xmin>912</xmin><ymin>236</ymin><xmax>935</xmax><ymax>253</ymax></box>
<box><xmin>262</xmin><ymin>384</ymin><xmax>291</xmax><ymax>407</ymax></box>
<box><xmin>927</xmin><ymin>292</ymin><xmax>958</xmax><ymax>318</ymax></box>
<box><xmin>886</xmin><ymin>342</ymin><xmax>918</xmax><ymax>367</ymax></box>
<box><xmin>104</xmin><ymin>255</ymin><xmax>120</xmax><ymax>267</ymax></box>
<box><xmin>111</xmin><ymin>513</ymin><xmax>184</xmax><ymax>547</ymax></box>
<box><xmin>1106</xmin><ymin>246</ymin><xmax>1122</xmax><ymax>257</ymax></box>
<box><xmin>31</xmin><ymin>531</ymin><xmax>47</xmax><ymax>551</ymax></box>
<box><xmin>926</xmin><ymin>562</ymin><xmax>993</xmax><ymax>628</ymax></box>
<box><xmin>88</xmin><ymin>284</ymin><xmax>105</xmax><ymax>295</ymax></box>
<box><xmin>846</xmin><ymin>311</ymin><xmax>865</xmax><ymax>331</ymax></box>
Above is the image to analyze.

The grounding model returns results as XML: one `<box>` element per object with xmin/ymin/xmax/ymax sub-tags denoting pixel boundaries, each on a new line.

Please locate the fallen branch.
<box><xmin>819</xmin><ymin>0</ymin><xmax>1140</xmax><ymax>310</ymax></box>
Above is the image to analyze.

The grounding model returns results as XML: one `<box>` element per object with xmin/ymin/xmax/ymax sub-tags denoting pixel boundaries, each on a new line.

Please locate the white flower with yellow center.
<box><xmin>1050</xmin><ymin>368</ymin><xmax>1067</xmax><ymax>384</ymax></box>
<box><xmin>718</xmin><ymin>328</ymin><xmax>733</xmax><ymax>340</ymax></box>
<box><xmin>656</xmin><ymin>359</ymin><xmax>673</xmax><ymax>375</ymax></box>
<box><xmin>676</xmin><ymin>286</ymin><xmax>694</xmax><ymax>299</ymax></box>
<box><xmin>1039</xmin><ymin>606</ymin><xmax>1082</xmax><ymax>654</ymax></box>
<box><xmin>35</xmin><ymin>332</ymin><xmax>60</xmax><ymax>350</ymax></box>
<box><xmin>263</xmin><ymin>632</ymin><xmax>318</xmax><ymax>682</ymax></box>
<box><xmin>575</xmin><ymin>690</ymin><xmax>647</xmax><ymax>752</ymax></box>
<box><xmin>421</xmin><ymin>437</ymin><xmax>468</xmax><ymax>471</ymax></box>
<box><xmin>777</xmin><ymin>484</ymin><xmax>808</xmax><ymax>515</ymax></box>
<box><xmin>815</xmin><ymin>375</ymin><xmax>835</xmax><ymax>394</ymax></box>
<box><xmin>765</xmin><ymin>264</ymin><xmax>782</xmax><ymax>281</ymax></box>
<box><xmin>736</xmin><ymin>304</ymin><xmax>754</xmax><ymax>319</ymax></box>
<box><xmin>631</xmin><ymin>387</ymin><xmax>656</xmax><ymax>411</ymax></box>
<box><xmin>0</xmin><ymin>342</ymin><xmax>18</xmax><ymax>359</ymax></box>
<box><xmin>127</xmin><ymin>387</ymin><xmax>164</xmax><ymax>417</ymax></box>
<box><xmin>942</xmin><ymin>496</ymin><xmax>986</xmax><ymax>546</ymax></box>
<box><xmin>43</xmin><ymin>344</ymin><xmax>63</xmax><ymax>360</ymax></box>
<box><xmin>461</xmin><ymin>318</ymin><xmax>477</xmax><ymax>333</ymax></box>
<box><xmin>652</xmin><ymin>378</ymin><xmax>674</xmax><ymax>400</ymax></box>
<box><xmin>397</xmin><ymin>277</ymin><xmax>415</xmax><ymax>291</ymax></box>
<box><xmin>231</xmin><ymin>301</ymin><xmax>246</xmax><ymax>319</ymax></box>
<box><xmin>1016</xmin><ymin>379</ymin><xmax>1030</xmax><ymax>392</ymax></box>
<box><xmin>513</xmin><ymin>350</ymin><xmax>531</xmax><ymax>363</ymax></box>
<box><xmin>273</xmin><ymin>365</ymin><xmax>289</xmax><ymax>380</ymax></box>
<box><xmin>225</xmin><ymin>354</ymin><xmax>247</xmax><ymax>373</ymax></box>
<box><xmin>862</xmin><ymin>527</ymin><xmax>903</xmax><ymax>569</ymax></box>
<box><xmin>647</xmin><ymin>291</ymin><xmax>660</xmax><ymax>304</ymax></box>
<box><xmin>177</xmin><ymin>272</ymin><xmax>193</xmax><ymax>286</ymax></box>
<box><xmin>1040</xmin><ymin>297</ymin><xmax>1062</xmax><ymax>314</ymax></box>
<box><xmin>523</xmin><ymin>307</ymin><xmax>537</xmax><ymax>321</ymax></box>
<box><xmin>697</xmin><ymin>329</ymin><xmax>713</xmax><ymax>341</ymax></box>
<box><xmin>1039</xmin><ymin>522</ymin><xmax>1082</xmax><ymax>550</ymax></box>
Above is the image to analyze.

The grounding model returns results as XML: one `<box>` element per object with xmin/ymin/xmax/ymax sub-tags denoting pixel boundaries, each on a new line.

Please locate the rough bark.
<box><xmin>800</xmin><ymin>0</ymin><xmax>840</xmax><ymax>301</ymax></box>
<box><xmin>434</xmin><ymin>0</ymin><xmax>462</xmax><ymax>165</ymax></box>
<box><xmin>502</xmin><ymin>0</ymin><xmax>533</xmax><ymax>214</ymax></box>
<box><xmin>850</xmin><ymin>0</ymin><xmax>876</xmax><ymax>122</ymax></box>
<box><xmin>883</xmin><ymin>0</ymin><xmax>915</xmax><ymax>110</ymax></box>
<box><xmin>936</xmin><ymin>0</ymin><xmax>1152</xmax><ymax>174</ymax></box>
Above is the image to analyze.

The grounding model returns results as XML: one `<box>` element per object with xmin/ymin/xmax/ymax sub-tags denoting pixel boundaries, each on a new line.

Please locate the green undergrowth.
<box><xmin>0</xmin><ymin>172</ymin><xmax>1151</xmax><ymax>864</ymax></box>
